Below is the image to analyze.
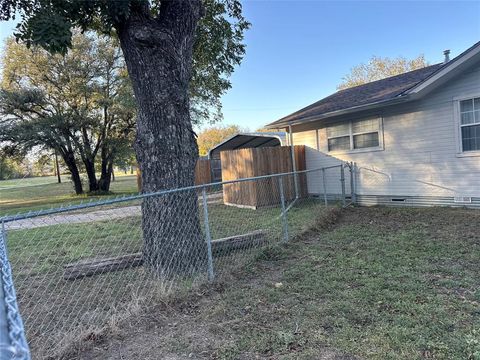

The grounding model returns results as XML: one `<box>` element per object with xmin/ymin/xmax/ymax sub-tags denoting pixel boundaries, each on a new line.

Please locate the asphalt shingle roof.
<box><xmin>268</xmin><ymin>63</ymin><xmax>445</xmax><ymax>127</ymax></box>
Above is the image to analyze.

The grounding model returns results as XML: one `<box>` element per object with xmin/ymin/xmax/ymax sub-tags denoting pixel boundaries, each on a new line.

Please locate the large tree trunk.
<box><xmin>98</xmin><ymin>149</ymin><xmax>113</xmax><ymax>192</ymax></box>
<box><xmin>117</xmin><ymin>1</ymin><xmax>207</xmax><ymax>276</ymax></box>
<box><xmin>84</xmin><ymin>159</ymin><xmax>99</xmax><ymax>192</ymax></box>
<box><xmin>62</xmin><ymin>152</ymin><xmax>83</xmax><ymax>195</ymax></box>
<box><xmin>98</xmin><ymin>163</ymin><xmax>113</xmax><ymax>192</ymax></box>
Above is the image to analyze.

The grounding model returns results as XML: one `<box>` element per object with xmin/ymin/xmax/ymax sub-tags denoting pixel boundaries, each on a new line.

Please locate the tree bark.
<box><xmin>98</xmin><ymin>149</ymin><xmax>114</xmax><ymax>192</ymax></box>
<box><xmin>117</xmin><ymin>1</ymin><xmax>207</xmax><ymax>276</ymax></box>
<box><xmin>61</xmin><ymin>151</ymin><xmax>83</xmax><ymax>195</ymax></box>
<box><xmin>54</xmin><ymin>151</ymin><xmax>61</xmax><ymax>183</ymax></box>
<box><xmin>83</xmin><ymin>159</ymin><xmax>99</xmax><ymax>192</ymax></box>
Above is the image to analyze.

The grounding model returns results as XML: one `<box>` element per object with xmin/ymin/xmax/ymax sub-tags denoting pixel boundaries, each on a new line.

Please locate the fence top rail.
<box><xmin>0</xmin><ymin>164</ymin><xmax>345</xmax><ymax>223</ymax></box>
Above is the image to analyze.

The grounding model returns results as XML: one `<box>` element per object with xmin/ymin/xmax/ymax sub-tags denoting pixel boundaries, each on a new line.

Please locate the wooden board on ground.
<box><xmin>212</xmin><ymin>229</ymin><xmax>267</xmax><ymax>255</ymax></box>
<box><xmin>64</xmin><ymin>230</ymin><xmax>267</xmax><ymax>280</ymax></box>
<box><xmin>64</xmin><ymin>253</ymin><xmax>143</xmax><ymax>280</ymax></box>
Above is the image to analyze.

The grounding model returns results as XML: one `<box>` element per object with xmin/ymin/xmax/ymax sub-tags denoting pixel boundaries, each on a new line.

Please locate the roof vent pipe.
<box><xmin>443</xmin><ymin>49</ymin><xmax>450</xmax><ymax>64</ymax></box>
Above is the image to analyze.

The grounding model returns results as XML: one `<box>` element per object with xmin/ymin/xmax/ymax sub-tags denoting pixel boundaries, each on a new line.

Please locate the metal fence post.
<box><xmin>0</xmin><ymin>220</ymin><xmax>12</xmax><ymax>359</ymax></box>
<box><xmin>0</xmin><ymin>220</ymin><xmax>31</xmax><ymax>360</ymax></box>
<box><xmin>349</xmin><ymin>162</ymin><xmax>356</xmax><ymax>204</ymax></box>
<box><xmin>201</xmin><ymin>188</ymin><xmax>214</xmax><ymax>281</ymax></box>
<box><xmin>278</xmin><ymin>177</ymin><xmax>289</xmax><ymax>242</ymax></box>
<box><xmin>340</xmin><ymin>164</ymin><xmax>346</xmax><ymax>207</ymax></box>
<box><xmin>322</xmin><ymin>168</ymin><xmax>328</xmax><ymax>207</ymax></box>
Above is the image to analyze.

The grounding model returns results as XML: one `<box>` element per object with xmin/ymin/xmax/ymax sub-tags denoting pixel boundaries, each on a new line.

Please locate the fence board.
<box><xmin>221</xmin><ymin>146</ymin><xmax>306</xmax><ymax>208</ymax></box>
<box><xmin>195</xmin><ymin>159</ymin><xmax>212</xmax><ymax>185</ymax></box>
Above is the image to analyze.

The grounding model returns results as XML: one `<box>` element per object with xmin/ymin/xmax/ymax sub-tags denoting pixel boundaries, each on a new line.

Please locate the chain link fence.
<box><xmin>0</xmin><ymin>164</ymin><xmax>353</xmax><ymax>359</ymax></box>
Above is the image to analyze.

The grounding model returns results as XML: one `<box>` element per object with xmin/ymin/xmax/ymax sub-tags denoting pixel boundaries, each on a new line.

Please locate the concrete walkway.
<box><xmin>5</xmin><ymin>206</ymin><xmax>141</xmax><ymax>230</ymax></box>
<box><xmin>5</xmin><ymin>192</ymin><xmax>223</xmax><ymax>231</ymax></box>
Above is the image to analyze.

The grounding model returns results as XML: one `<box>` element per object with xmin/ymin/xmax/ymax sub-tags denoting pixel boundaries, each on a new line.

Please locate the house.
<box><xmin>266</xmin><ymin>41</ymin><xmax>480</xmax><ymax>207</ymax></box>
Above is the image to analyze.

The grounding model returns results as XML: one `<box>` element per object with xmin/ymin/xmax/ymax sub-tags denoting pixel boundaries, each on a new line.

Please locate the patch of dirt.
<box><xmin>338</xmin><ymin>206</ymin><xmax>480</xmax><ymax>235</ymax></box>
<box><xmin>72</xmin><ymin>266</ymin><xmax>329</xmax><ymax>359</ymax></box>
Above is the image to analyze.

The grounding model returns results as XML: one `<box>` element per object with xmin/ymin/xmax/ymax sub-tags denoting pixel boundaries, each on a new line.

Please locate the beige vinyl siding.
<box><xmin>291</xmin><ymin>62</ymin><xmax>480</xmax><ymax>202</ymax></box>
<box><xmin>292</xmin><ymin>130</ymin><xmax>351</xmax><ymax>196</ymax></box>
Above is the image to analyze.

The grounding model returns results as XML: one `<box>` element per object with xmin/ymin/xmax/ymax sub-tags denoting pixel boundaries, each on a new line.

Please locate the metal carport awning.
<box><xmin>208</xmin><ymin>132</ymin><xmax>287</xmax><ymax>160</ymax></box>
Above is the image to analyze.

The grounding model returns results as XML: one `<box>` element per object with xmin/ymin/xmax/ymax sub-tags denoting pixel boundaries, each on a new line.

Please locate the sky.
<box><xmin>1</xmin><ymin>1</ymin><xmax>479</xmax><ymax>131</ymax></box>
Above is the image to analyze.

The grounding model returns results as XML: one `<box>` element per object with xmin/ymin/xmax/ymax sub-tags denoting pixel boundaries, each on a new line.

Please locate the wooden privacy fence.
<box><xmin>220</xmin><ymin>145</ymin><xmax>307</xmax><ymax>208</ymax></box>
<box><xmin>194</xmin><ymin>159</ymin><xmax>212</xmax><ymax>185</ymax></box>
<box><xmin>136</xmin><ymin>158</ymin><xmax>212</xmax><ymax>191</ymax></box>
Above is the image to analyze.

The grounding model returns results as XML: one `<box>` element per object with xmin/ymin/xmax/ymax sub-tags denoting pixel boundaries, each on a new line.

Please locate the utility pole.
<box><xmin>54</xmin><ymin>151</ymin><xmax>61</xmax><ymax>183</ymax></box>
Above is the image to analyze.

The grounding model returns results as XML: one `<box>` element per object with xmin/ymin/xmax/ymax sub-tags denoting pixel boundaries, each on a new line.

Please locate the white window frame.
<box><xmin>454</xmin><ymin>93</ymin><xmax>480</xmax><ymax>157</ymax></box>
<box><xmin>326</xmin><ymin>117</ymin><xmax>384</xmax><ymax>154</ymax></box>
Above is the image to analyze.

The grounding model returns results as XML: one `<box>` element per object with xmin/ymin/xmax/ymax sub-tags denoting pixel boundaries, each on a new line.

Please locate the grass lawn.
<box><xmin>0</xmin><ymin>174</ymin><xmax>138</xmax><ymax>216</ymax></box>
<box><xmin>0</xmin><ymin>175</ymin><xmax>72</xmax><ymax>189</ymax></box>
<box><xmin>6</xmin><ymin>197</ymin><xmax>328</xmax><ymax>358</ymax></box>
<box><xmin>72</xmin><ymin>206</ymin><xmax>480</xmax><ymax>360</ymax></box>
<box><xmin>7</xmin><ymin>198</ymin><xmax>325</xmax><ymax>272</ymax></box>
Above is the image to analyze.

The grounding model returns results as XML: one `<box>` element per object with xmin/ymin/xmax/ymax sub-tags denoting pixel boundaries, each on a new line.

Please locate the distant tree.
<box><xmin>254</xmin><ymin>127</ymin><xmax>276</xmax><ymax>133</ymax></box>
<box><xmin>0</xmin><ymin>34</ymin><xmax>136</xmax><ymax>194</ymax></box>
<box><xmin>197</xmin><ymin>124</ymin><xmax>246</xmax><ymax>156</ymax></box>
<box><xmin>337</xmin><ymin>55</ymin><xmax>429</xmax><ymax>90</ymax></box>
<box><xmin>32</xmin><ymin>153</ymin><xmax>54</xmax><ymax>176</ymax></box>
<box><xmin>0</xmin><ymin>87</ymin><xmax>86</xmax><ymax>193</ymax></box>
<box><xmin>0</xmin><ymin>153</ymin><xmax>24</xmax><ymax>180</ymax></box>
<box><xmin>113</xmin><ymin>143</ymin><xmax>136</xmax><ymax>175</ymax></box>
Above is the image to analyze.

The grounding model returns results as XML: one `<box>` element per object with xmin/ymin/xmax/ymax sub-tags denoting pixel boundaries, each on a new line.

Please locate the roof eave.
<box><xmin>265</xmin><ymin>95</ymin><xmax>410</xmax><ymax>129</ymax></box>
<box><xmin>404</xmin><ymin>42</ymin><xmax>480</xmax><ymax>97</ymax></box>
<box><xmin>266</xmin><ymin>41</ymin><xmax>480</xmax><ymax>130</ymax></box>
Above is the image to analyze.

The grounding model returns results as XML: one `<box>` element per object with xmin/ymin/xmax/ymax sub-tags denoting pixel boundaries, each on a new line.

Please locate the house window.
<box><xmin>327</xmin><ymin>118</ymin><xmax>381</xmax><ymax>152</ymax></box>
<box><xmin>460</xmin><ymin>97</ymin><xmax>480</xmax><ymax>152</ymax></box>
<box><xmin>327</xmin><ymin>123</ymin><xmax>350</xmax><ymax>151</ymax></box>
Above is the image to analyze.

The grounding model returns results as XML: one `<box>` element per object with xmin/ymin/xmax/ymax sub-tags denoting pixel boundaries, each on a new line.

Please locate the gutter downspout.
<box><xmin>288</xmin><ymin>125</ymin><xmax>300</xmax><ymax>203</ymax></box>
